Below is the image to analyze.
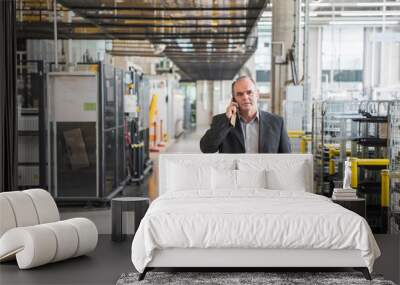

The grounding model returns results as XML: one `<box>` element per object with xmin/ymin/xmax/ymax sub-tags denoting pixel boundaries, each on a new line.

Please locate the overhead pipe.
<box><xmin>303</xmin><ymin>0</ymin><xmax>310</xmax><ymax>130</ymax></box>
<box><xmin>53</xmin><ymin>0</ymin><xmax>58</xmax><ymax>71</ymax></box>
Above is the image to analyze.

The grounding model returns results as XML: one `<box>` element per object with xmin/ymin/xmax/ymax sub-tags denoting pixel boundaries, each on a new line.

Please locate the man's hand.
<box><xmin>225</xmin><ymin>101</ymin><xmax>238</xmax><ymax>119</ymax></box>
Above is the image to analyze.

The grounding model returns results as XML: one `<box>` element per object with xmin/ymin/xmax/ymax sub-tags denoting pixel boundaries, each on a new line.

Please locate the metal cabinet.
<box><xmin>47</xmin><ymin>63</ymin><xmax>128</xmax><ymax>202</ymax></box>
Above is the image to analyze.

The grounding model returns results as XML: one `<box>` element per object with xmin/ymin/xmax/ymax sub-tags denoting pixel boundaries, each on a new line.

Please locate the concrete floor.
<box><xmin>0</xmin><ymin>235</ymin><xmax>132</xmax><ymax>285</ymax></box>
<box><xmin>374</xmin><ymin>234</ymin><xmax>400</xmax><ymax>284</ymax></box>
<box><xmin>1</xmin><ymin>129</ymin><xmax>399</xmax><ymax>284</ymax></box>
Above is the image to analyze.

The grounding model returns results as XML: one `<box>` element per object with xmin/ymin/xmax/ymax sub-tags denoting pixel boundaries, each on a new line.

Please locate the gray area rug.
<box><xmin>116</xmin><ymin>271</ymin><xmax>396</xmax><ymax>285</ymax></box>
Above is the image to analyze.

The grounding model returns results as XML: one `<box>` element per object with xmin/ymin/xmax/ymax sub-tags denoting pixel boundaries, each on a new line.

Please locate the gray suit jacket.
<box><xmin>200</xmin><ymin>111</ymin><xmax>291</xmax><ymax>153</ymax></box>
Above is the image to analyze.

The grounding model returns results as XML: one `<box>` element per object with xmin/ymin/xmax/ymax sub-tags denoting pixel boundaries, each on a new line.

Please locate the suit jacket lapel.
<box><xmin>231</xmin><ymin>115</ymin><xmax>245</xmax><ymax>151</ymax></box>
<box><xmin>259</xmin><ymin>111</ymin><xmax>273</xmax><ymax>153</ymax></box>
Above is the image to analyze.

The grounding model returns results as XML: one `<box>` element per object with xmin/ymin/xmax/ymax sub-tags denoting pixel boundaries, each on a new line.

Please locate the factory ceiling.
<box><xmin>16</xmin><ymin>0</ymin><xmax>268</xmax><ymax>81</ymax></box>
<box><xmin>16</xmin><ymin>0</ymin><xmax>400</xmax><ymax>80</ymax></box>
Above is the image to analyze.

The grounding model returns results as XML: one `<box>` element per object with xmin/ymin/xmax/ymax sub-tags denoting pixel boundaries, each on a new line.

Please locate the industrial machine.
<box><xmin>47</xmin><ymin>62</ymin><xmax>129</xmax><ymax>202</ymax></box>
<box><xmin>124</xmin><ymin>67</ymin><xmax>152</xmax><ymax>183</ymax></box>
<box><xmin>146</xmin><ymin>73</ymin><xmax>183</xmax><ymax>149</ymax></box>
<box><xmin>16</xmin><ymin>59</ymin><xmax>47</xmax><ymax>190</ymax></box>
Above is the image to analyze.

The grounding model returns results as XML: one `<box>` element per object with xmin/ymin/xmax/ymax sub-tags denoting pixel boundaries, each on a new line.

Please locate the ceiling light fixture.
<box><xmin>341</xmin><ymin>11</ymin><xmax>400</xmax><ymax>16</ymax></box>
<box><xmin>356</xmin><ymin>2</ymin><xmax>400</xmax><ymax>7</ymax></box>
<box><xmin>329</xmin><ymin>20</ymin><xmax>399</xmax><ymax>25</ymax></box>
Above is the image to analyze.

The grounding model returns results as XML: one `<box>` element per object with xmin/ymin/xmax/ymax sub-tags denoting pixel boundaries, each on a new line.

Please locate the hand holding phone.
<box><xmin>226</xmin><ymin>99</ymin><xmax>238</xmax><ymax>127</ymax></box>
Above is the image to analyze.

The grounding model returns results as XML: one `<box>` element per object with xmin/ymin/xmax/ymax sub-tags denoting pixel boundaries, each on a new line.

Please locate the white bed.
<box><xmin>131</xmin><ymin>154</ymin><xmax>380</xmax><ymax>280</ymax></box>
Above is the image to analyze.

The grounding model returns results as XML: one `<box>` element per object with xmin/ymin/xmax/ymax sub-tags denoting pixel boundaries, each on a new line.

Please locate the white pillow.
<box><xmin>266</xmin><ymin>162</ymin><xmax>307</xmax><ymax>191</ymax></box>
<box><xmin>236</xmin><ymin>169</ymin><xmax>267</xmax><ymax>189</ymax></box>
<box><xmin>212</xmin><ymin>168</ymin><xmax>237</xmax><ymax>191</ymax></box>
<box><xmin>166</xmin><ymin>162</ymin><xmax>212</xmax><ymax>192</ymax></box>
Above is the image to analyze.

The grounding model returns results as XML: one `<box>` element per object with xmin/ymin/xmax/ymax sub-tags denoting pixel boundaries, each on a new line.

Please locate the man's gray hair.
<box><xmin>231</xmin><ymin>75</ymin><xmax>257</xmax><ymax>97</ymax></box>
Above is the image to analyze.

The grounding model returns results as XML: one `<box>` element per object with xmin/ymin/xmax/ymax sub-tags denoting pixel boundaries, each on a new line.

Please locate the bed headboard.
<box><xmin>158</xmin><ymin>154</ymin><xmax>314</xmax><ymax>196</ymax></box>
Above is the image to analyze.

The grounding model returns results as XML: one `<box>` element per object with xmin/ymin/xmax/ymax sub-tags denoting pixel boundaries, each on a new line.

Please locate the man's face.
<box><xmin>233</xmin><ymin>77</ymin><xmax>259</xmax><ymax>113</ymax></box>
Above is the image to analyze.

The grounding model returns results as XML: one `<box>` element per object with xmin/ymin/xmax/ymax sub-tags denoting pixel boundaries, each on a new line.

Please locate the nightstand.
<box><xmin>331</xmin><ymin>197</ymin><xmax>366</xmax><ymax>218</ymax></box>
<box><xmin>111</xmin><ymin>197</ymin><xmax>150</xmax><ymax>242</ymax></box>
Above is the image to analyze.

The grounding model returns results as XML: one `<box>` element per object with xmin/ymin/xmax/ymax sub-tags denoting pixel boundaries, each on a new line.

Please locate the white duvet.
<box><xmin>131</xmin><ymin>190</ymin><xmax>380</xmax><ymax>273</ymax></box>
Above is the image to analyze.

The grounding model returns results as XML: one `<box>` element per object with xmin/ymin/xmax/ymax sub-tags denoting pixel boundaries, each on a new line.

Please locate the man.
<box><xmin>200</xmin><ymin>75</ymin><xmax>291</xmax><ymax>153</ymax></box>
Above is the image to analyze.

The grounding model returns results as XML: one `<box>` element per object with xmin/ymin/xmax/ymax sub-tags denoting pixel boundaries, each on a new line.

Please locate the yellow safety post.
<box><xmin>287</xmin><ymin>130</ymin><xmax>305</xmax><ymax>153</ymax></box>
<box><xmin>300</xmin><ymin>138</ymin><xmax>307</xmax><ymax>154</ymax></box>
<box><xmin>381</xmin><ymin>169</ymin><xmax>390</xmax><ymax>208</ymax></box>
<box><xmin>328</xmin><ymin>148</ymin><xmax>336</xmax><ymax>175</ymax></box>
<box><xmin>300</xmin><ymin>135</ymin><xmax>311</xmax><ymax>154</ymax></box>
<box><xmin>356</xmin><ymin>159</ymin><xmax>389</xmax><ymax>167</ymax></box>
<box><xmin>148</xmin><ymin>94</ymin><xmax>158</xmax><ymax>126</ymax></box>
<box><xmin>350</xmin><ymin>157</ymin><xmax>359</xmax><ymax>188</ymax></box>
<box><xmin>350</xmin><ymin>158</ymin><xmax>390</xmax><ymax>188</ymax></box>
<box><xmin>328</xmin><ymin>160</ymin><xmax>335</xmax><ymax>176</ymax></box>
<box><xmin>328</xmin><ymin>147</ymin><xmax>351</xmax><ymax>158</ymax></box>
<box><xmin>326</xmin><ymin>145</ymin><xmax>352</xmax><ymax>175</ymax></box>
<box><xmin>287</xmin><ymin>130</ymin><xmax>305</xmax><ymax>138</ymax></box>
<box><xmin>148</xmin><ymin>93</ymin><xmax>160</xmax><ymax>152</ymax></box>
<box><xmin>327</xmin><ymin>147</ymin><xmax>340</xmax><ymax>175</ymax></box>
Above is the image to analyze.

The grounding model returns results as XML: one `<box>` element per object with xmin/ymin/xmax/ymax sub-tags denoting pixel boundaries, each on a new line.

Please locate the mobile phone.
<box><xmin>230</xmin><ymin>98</ymin><xmax>237</xmax><ymax>127</ymax></box>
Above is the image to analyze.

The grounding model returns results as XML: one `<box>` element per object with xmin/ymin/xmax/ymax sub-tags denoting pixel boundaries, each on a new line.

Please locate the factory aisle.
<box><xmin>165</xmin><ymin>127</ymin><xmax>207</xmax><ymax>153</ymax></box>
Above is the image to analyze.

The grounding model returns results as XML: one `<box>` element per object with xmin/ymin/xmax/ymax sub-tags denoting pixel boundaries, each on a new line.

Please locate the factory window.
<box><xmin>322</xmin><ymin>70</ymin><xmax>363</xmax><ymax>83</ymax></box>
<box><xmin>256</xmin><ymin>70</ymin><xmax>270</xmax><ymax>82</ymax></box>
<box><xmin>333</xmin><ymin>70</ymin><xmax>363</xmax><ymax>82</ymax></box>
